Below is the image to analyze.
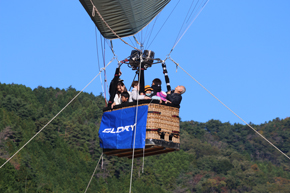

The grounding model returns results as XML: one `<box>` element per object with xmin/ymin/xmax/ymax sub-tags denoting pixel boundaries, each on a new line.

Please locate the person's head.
<box><xmin>121</xmin><ymin>85</ymin><xmax>127</xmax><ymax>93</ymax></box>
<box><xmin>121</xmin><ymin>91</ymin><xmax>129</xmax><ymax>102</ymax></box>
<box><xmin>144</xmin><ymin>85</ymin><xmax>153</xmax><ymax>96</ymax></box>
<box><xmin>117</xmin><ymin>81</ymin><xmax>124</xmax><ymax>92</ymax></box>
<box><xmin>152</xmin><ymin>78</ymin><xmax>161</xmax><ymax>86</ymax></box>
<box><xmin>131</xmin><ymin>81</ymin><xmax>139</xmax><ymax>90</ymax></box>
<box><xmin>175</xmin><ymin>85</ymin><xmax>186</xmax><ymax>94</ymax></box>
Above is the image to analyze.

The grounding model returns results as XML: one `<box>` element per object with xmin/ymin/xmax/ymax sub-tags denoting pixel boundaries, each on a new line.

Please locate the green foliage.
<box><xmin>0</xmin><ymin>158</ymin><xmax>18</xmax><ymax>192</ymax></box>
<box><xmin>0</xmin><ymin>83</ymin><xmax>290</xmax><ymax>192</ymax></box>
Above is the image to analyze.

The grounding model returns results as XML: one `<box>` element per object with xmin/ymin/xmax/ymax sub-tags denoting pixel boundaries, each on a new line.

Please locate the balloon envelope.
<box><xmin>80</xmin><ymin>0</ymin><xmax>171</xmax><ymax>39</ymax></box>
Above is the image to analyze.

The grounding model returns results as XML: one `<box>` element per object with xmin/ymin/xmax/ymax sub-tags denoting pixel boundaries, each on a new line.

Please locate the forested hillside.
<box><xmin>0</xmin><ymin>83</ymin><xmax>290</xmax><ymax>192</ymax></box>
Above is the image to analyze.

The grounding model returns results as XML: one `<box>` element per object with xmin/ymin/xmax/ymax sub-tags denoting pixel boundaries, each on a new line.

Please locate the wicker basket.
<box><xmin>102</xmin><ymin>102</ymin><xmax>180</xmax><ymax>158</ymax></box>
<box><xmin>146</xmin><ymin>103</ymin><xmax>180</xmax><ymax>143</ymax></box>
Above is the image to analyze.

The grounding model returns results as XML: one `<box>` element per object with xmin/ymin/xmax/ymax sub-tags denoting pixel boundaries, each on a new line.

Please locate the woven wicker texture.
<box><xmin>146</xmin><ymin>104</ymin><xmax>180</xmax><ymax>143</ymax></box>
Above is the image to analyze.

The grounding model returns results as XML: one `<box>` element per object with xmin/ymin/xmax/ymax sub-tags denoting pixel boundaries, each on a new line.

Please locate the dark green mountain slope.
<box><xmin>0</xmin><ymin>83</ymin><xmax>289</xmax><ymax>192</ymax></box>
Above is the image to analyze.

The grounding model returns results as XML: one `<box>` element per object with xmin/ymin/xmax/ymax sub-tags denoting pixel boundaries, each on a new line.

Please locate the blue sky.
<box><xmin>1</xmin><ymin>1</ymin><xmax>289</xmax><ymax>125</ymax></box>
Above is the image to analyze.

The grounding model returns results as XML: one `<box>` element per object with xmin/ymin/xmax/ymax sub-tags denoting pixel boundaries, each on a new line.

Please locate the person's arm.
<box><xmin>111</xmin><ymin>102</ymin><xmax>116</xmax><ymax>109</ymax></box>
<box><xmin>132</xmin><ymin>91</ymin><xmax>145</xmax><ymax>100</ymax></box>
<box><xmin>108</xmin><ymin>68</ymin><xmax>121</xmax><ymax>104</ymax></box>
<box><xmin>166</xmin><ymin>93</ymin><xmax>182</xmax><ymax>105</ymax></box>
<box><xmin>114</xmin><ymin>94</ymin><xmax>121</xmax><ymax>105</ymax></box>
<box><xmin>131</xmin><ymin>89</ymin><xmax>137</xmax><ymax>101</ymax></box>
<box><xmin>131</xmin><ymin>89</ymin><xmax>150</xmax><ymax>100</ymax></box>
<box><xmin>165</xmin><ymin>99</ymin><xmax>171</xmax><ymax>104</ymax></box>
<box><xmin>128</xmin><ymin>91</ymin><xmax>133</xmax><ymax>102</ymax></box>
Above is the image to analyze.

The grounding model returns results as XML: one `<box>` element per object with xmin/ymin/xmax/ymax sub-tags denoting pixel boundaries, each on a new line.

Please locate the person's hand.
<box><xmin>140</xmin><ymin>92</ymin><xmax>144</xmax><ymax>95</ymax></box>
<box><xmin>167</xmin><ymin>91</ymin><xmax>171</xmax><ymax>94</ymax></box>
<box><xmin>111</xmin><ymin>102</ymin><xmax>116</xmax><ymax>109</ymax></box>
<box><xmin>119</xmin><ymin>71</ymin><xmax>122</xmax><ymax>76</ymax></box>
<box><xmin>165</xmin><ymin>100</ymin><xmax>171</xmax><ymax>104</ymax></box>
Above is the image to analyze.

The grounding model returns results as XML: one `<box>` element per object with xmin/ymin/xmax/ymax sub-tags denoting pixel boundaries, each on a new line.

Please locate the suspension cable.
<box><xmin>84</xmin><ymin>153</ymin><xmax>103</xmax><ymax>193</ymax></box>
<box><xmin>173</xmin><ymin>0</ymin><xmax>196</xmax><ymax>48</ymax></box>
<box><xmin>147</xmin><ymin>0</ymin><xmax>181</xmax><ymax>49</ymax></box>
<box><xmin>102</xmin><ymin>37</ymin><xmax>109</xmax><ymax>104</ymax></box>
<box><xmin>129</xmin><ymin>54</ymin><xmax>143</xmax><ymax>193</ymax></box>
<box><xmin>89</xmin><ymin>0</ymin><xmax>140</xmax><ymax>51</ymax></box>
<box><xmin>109</xmin><ymin>40</ymin><xmax>117</xmax><ymax>58</ymax></box>
<box><xmin>168</xmin><ymin>57</ymin><xmax>290</xmax><ymax>161</ymax></box>
<box><xmin>129</xmin><ymin>37</ymin><xmax>138</xmax><ymax>49</ymax></box>
<box><xmin>168</xmin><ymin>0</ymin><xmax>209</xmax><ymax>56</ymax></box>
<box><xmin>0</xmin><ymin>58</ymin><xmax>115</xmax><ymax>170</ymax></box>
<box><xmin>187</xmin><ymin>0</ymin><xmax>204</xmax><ymax>23</ymax></box>
<box><xmin>133</xmin><ymin>36</ymin><xmax>142</xmax><ymax>47</ymax></box>
<box><xmin>144</xmin><ymin>14</ymin><xmax>160</xmax><ymax>48</ymax></box>
<box><xmin>95</xmin><ymin>28</ymin><xmax>107</xmax><ymax>105</ymax></box>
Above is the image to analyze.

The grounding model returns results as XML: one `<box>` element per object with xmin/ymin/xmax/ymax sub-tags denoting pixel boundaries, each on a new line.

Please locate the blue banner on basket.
<box><xmin>99</xmin><ymin>105</ymin><xmax>148</xmax><ymax>149</ymax></box>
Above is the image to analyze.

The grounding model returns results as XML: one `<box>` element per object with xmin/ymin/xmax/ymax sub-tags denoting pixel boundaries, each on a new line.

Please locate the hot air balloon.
<box><xmin>79</xmin><ymin>0</ymin><xmax>171</xmax><ymax>39</ymax></box>
<box><xmin>79</xmin><ymin>0</ymin><xmax>196</xmax><ymax>158</ymax></box>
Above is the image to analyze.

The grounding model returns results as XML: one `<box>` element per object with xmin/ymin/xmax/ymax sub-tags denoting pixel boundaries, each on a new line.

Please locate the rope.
<box><xmin>133</xmin><ymin>36</ymin><xmax>142</xmax><ymax>48</ymax></box>
<box><xmin>95</xmin><ymin>28</ymin><xmax>107</xmax><ymax>105</ymax></box>
<box><xmin>129</xmin><ymin>54</ymin><xmax>143</xmax><ymax>193</ymax></box>
<box><xmin>144</xmin><ymin>14</ymin><xmax>159</xmax><ymax>48</ymax></box>
<box><xmin>142</xmin><ymin>60</ymin><xmax>146</xmax><ymax>173</ymax></box>
<box><xmin>168</xmin><ymin>0</ymin><xmax>209</xmax><ymax>55</ymax></box>
<box><xmin>129</xmin><ymin>37</ymin><xmax>138</xmax><ymax>49</ymax></box>
<box><xmin>186</xmin><ymin>0</ymin><xmax>202</xmax><ymax>23</ymax></box>
<box><xmin>141</xmin><ymin>97</ymin><xmax>163</xmax><ymax>173</ymax></box>
<box><xmin>0</xmin><ymin>58</ymin><xmax>115</xmax><ymax>170</ymax></box>
<box><xmin>168</xmin><ymin>57</ymin><xmax>290</xmax><ymax>161</ymax></box>
<box><xmin>142</xmin><ymin>146</ymin><xmax>145</xmax><ymax>173</ymax></box>
<box><xmin>101</xmin><ymin>154</ymin><xmax>103</xmax><ymax>169</ymax></box>
<box><xmin>109</xmin><ymin>40</ymin><xmax>116</xmax><ymax>57</ymax></box>
<box><xmin>173</xmin><ymin>0</ymin><xmax>196</xmax><ymax>48</ymax></box>
<box><xmin>129</xmin><ymin>71</ymin><xmax>138</xmax><ymax>92</ymax></box>
<box><xmin>147</xmin><ymin>0</ymin><xmax>181</xmax><ymax>49</ymax></box>
<box><xmin>89</xmin><ymin>0</ymin><xmax>140</xmax><ymax>51</ymax></box>
<box><xmin>101</xmin><ymin>38</ymin><xmax>109</xmax><ymax>106</ymax></box>
<box><xmin>84</xmin><ymin>153</ymin><xmax>103</xmax><ymax>193</ymax></box>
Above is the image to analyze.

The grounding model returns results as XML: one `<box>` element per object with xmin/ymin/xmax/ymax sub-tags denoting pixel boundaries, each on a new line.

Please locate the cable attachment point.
<box><xmin>168</xmin><ymin>57</ymin><xmax>179</xmax><ymax>72</ymax></box>
<box><xmin>100</xmin><ymin>67</ymin><xmax>106</xmax><ymax>72</ymax></box>
<box><xmin>133</xmin><ymin>36</ymin><xmax>141</xmax><ymax>46</ymax></box>
<box><xmin>110</xmin><ymin>40</ymin><xmax>117</xmax><ymax>57</ymax></box>
<box><xmin>168</xmin><ymin>49</ymin><xmax>173</xmax><ymax>56</ymax></box>
<box><xmin>91</xmin><ymin>3</ymin><xmax>97</xmax><ymax>17</ymax></box>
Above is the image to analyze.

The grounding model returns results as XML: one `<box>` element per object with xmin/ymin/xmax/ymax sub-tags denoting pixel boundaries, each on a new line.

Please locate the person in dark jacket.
<box><xmin>166</xmin><ymin>85</ymin><xmax>186</xmax><ymax>105</ymax></box>
<box><xmin>108</xmin><ymin>67</ymin><xmax>122</xmax><ymax>107</ymax></box>
<box><xmin>150</xmin><ymin>78</ymin><xmax>162</xmax><ymax>97</ymax></box>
